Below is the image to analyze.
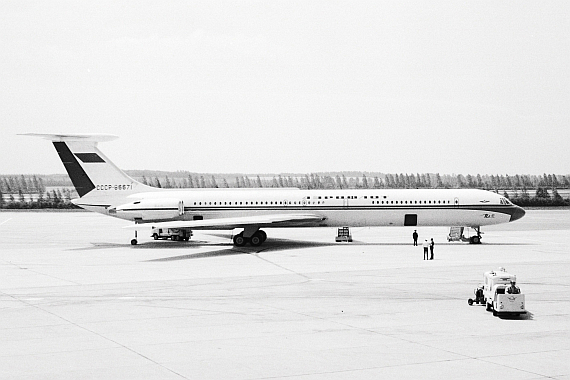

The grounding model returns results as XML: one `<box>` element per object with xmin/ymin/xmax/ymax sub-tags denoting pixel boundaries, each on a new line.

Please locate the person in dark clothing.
<box><xmin>412</xmin><ymin>230</ymin><xmax>418</xmax><ymax>246</ymax></box>
<box><xmin>423</xmin><ymin>239</ymin><xmax>429</xmax><ymax>260</ymax></box>
<box><xmin>429</xmin><ymin>238</ymin><xmax>435</xmax><ymax>260</ymax></box>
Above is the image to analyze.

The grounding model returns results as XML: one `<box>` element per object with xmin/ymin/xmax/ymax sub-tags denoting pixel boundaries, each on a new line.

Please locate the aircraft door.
<box><xmin>178</xmin><ymin>200</ymin><xmax>185</xmax><ymax>216</ymax></box>
<box><xmin>343</xmin><ymin>196</ymin><xmax>349</xmax><ymax>208</ymax></box>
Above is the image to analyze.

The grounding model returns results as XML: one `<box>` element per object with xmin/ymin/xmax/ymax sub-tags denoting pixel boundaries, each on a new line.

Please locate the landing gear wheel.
<box><xmin>250</xmin><ymin>232</ymin><xmax>263</xmax><ymax>247</ymax></box>
<box><xmin>258</xmin><ymin>230</ymin><xmax>267</xmax><ymax>243</ymax></box>
<box><xmin>131</xmin><ymin>239</ymin><xmax>138</xmax><ymax>245</ymax></box>
<box><xmin>153</xmin><ymin>234</ymin><xmax>158</xmax><ymax>240</ymax></box>
<box><xmin>233</xmin><ymin>233</ymin><xmax>247</xmax><ymax>247</ymax></box>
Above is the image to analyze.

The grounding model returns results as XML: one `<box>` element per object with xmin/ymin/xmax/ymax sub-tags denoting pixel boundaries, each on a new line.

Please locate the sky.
<box><xmin>1</xmin><ymin>1</ymin><xmax>569</xmax><ymax>176</ymax></box>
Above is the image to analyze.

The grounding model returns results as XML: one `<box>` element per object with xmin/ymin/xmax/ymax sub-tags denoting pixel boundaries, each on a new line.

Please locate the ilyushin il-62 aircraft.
<box><xmin>24</xmin><ymin>134</ymin><xmax>525</xmax><ymax>247</ymax></box>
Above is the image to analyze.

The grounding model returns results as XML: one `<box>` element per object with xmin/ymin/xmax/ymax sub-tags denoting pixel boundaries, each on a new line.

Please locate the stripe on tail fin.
<box><xmin>53</xmin><ymin>142</ymin><xmax>96</xmax><ymax>197</ymax></box>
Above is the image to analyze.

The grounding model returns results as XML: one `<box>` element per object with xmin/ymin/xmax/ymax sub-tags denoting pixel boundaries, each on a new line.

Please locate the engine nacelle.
<box><xmin>113</xmin><ymin>198</ymin><xmax>184</xmax><ymax>221</ymax></box>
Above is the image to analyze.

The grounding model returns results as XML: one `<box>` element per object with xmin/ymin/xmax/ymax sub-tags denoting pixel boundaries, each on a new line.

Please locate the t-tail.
<box><xmin>22</xmin><ymin>133</ymin><xmax>154</xmax><ymax>213</ymax></box>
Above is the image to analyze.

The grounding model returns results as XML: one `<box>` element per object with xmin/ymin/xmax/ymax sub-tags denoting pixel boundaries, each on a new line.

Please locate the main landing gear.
<box><xmin>233</xmin><ymin>230</ymin><xmax>267</xmax><ymax>247</ymax></box>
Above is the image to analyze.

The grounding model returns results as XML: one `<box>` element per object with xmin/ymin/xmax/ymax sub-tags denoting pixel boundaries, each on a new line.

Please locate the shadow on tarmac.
<box><xmin>143</xmin><ymin>237</ymin><xmax>528</xmax><ymax>262</ymax></box>
<box><xmin>498</xmin><ymin>311</ymin><xmax>534</xmax><ymax>320</ymax></box>
<box><xmin>145</xmin><ymin>237</ymin><xmax>340</xmax><ymax>262</ymax></box>
<box><xmin>71</xmin><ymin>239</ymin><xmax>529</xmax><ymax>253</ymax></box>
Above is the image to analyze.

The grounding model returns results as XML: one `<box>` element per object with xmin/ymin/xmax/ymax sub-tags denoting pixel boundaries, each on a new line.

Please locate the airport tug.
<box><xmin>469</xmin><ymin>268</ymin><xmax>526</xmax><ymax>317</ymax></box>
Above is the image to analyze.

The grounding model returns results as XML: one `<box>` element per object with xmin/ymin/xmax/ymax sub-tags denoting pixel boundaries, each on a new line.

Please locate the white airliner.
<box><xmin>24</xmin><ymin>133</ymin><xmax>525</xmax><ymax>246</ymax></box>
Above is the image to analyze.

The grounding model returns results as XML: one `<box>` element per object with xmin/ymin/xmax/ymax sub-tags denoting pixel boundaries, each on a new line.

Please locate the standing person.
<box><xmin>429</xmin><ymin>238</ymin><xmax>435</xmax><ymax>260</ymax></box>
<box><xmin>412</xmin><ymin>230</ymin><xmax>418</xmax><ymax>246</ymax></box>
<box><xmin>423</xmin><ymin>239</ymin><xmax>429</xmax><ymax>260</ymax></box>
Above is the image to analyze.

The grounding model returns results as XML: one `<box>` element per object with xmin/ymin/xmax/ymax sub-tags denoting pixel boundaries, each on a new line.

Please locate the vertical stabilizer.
<box><xmin>22</xmin><ymin>134</ymin><xmax>153</xmax><ymax>199</ymax></box>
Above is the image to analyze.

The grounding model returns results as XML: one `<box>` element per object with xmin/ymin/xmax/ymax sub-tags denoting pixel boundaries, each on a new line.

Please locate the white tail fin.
<box><xmin>22</xmin><ymin>133</ymin><xmax>153</xmax><ymax>198</ymax></box>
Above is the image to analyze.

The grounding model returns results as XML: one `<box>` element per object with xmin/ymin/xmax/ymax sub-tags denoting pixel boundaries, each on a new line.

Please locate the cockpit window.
<box><xmin>499</xmin><ymin>197</ymin><xmax>512</xmax><ymax>205</ymax></box>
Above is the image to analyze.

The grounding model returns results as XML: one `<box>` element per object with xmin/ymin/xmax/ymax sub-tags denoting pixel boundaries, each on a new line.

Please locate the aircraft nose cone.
<box><xmin>510</xmin><ymin>206</ymin><xmax>526</xmax><ymax>222</ymax></box>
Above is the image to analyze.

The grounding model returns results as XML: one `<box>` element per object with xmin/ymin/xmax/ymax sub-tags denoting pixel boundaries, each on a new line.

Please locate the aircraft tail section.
<box><xmin>23</xmin><ymin>134</ymin><xmax>153</xmax><ymax>199</ymax></box>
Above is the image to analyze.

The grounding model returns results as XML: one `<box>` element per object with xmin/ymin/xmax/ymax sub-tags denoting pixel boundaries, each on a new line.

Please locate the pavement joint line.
<box><xmin>6</xmin><ymin>265</ymin><xmax>83</xmax><ymax>286</ymax></box>
<box><xmin>0</xmin><ymin>218</ymin><xmax>12</xmax><ymax>226</ymax></box>
<box><xmin>255</xmin><ymin>301</ymin><xmax>561</xmax><ymax>379</ymax></box>
<box><xmin>244</xmin><ymin>356</ymin><xmax>530</xmax><ymax>380</ymax></box>
<box><xmin>245</xmin><ymin>249</ymin><xmax>312</xmax><ymax>280</ymax></box>
<box><xmin>471</xmin><ymin>355</ymin><xmax>559</xmax><ymax>379</ymax></box>
<box><xmin>0</xmin><ymin>291</ymin><xmax>191</xmax><ymax>380</ymax></box>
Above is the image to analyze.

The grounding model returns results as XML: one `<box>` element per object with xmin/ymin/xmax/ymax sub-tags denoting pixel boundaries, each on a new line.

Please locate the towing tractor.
<box><xmin>479</xmin><ymin>268</ymin><xmax>526</xmax><ymax>317</ymax></box>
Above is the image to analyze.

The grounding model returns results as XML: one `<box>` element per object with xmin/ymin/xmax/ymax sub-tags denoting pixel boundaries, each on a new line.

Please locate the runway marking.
<box><xmin>0</xmin><ymin>218</ymin><xmax>12</xmax><ymax>226</ymax></box>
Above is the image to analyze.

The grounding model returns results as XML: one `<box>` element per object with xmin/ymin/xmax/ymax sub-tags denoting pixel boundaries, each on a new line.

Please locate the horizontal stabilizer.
<box><xmin>20</xmin><ymin>133</ymin><xmax>118</xmax><ymax>143</ymax></box>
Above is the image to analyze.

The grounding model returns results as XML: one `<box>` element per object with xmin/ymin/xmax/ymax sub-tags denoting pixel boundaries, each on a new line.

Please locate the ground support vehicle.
<box><xmin>482</xmin><ymin>269</ymin><xmax>526</xmax><ymax>317</ymax></box>
<box><xmin>468</xmin><ymin>284</ymin><xmax>485</xmax><ymax>306</ymax></box>
<box><xmin>448</xmin><ymin>227</ymin><xmax>482</xmax><ymax>244</ymax></box>
<box><xmin>151</xmin><ymin>228</ymin><xmax>192</xmax><ymax>241</ymax></box>
<box><xmin>335</xmin><ymin>227</ymin><xmax>352</xmax><ymax>242</ymax></box>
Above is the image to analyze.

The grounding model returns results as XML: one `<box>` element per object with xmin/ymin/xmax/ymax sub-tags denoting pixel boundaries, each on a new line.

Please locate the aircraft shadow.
<box><xmin>68</xmin><ymin>234</ymin><xmax>530</xmax><ymax>256</ymax></box>
<box><xmin>145</xmin><ymin>236</ymin><xmax>531</xmax><ymax>262</ymax></box>
<box><xmin>146</xmin><ymin>238</ymin><xmax>340</xmax><ymax>262</ymax></box>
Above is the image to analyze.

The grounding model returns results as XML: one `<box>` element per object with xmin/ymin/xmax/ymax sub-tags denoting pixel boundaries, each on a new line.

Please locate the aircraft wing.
<box><xmin>125</xmin><ymin>213</ymin><xmax>326</xmax><ymax>231</ymax></box>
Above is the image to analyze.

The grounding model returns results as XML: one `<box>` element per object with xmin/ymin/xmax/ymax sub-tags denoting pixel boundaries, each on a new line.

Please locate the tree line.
<box><xmin>138</xmin><ymin>172</ymin><xmax>570</xmax><ymax>191</ymax></box>
<box><xmin>0</xmin><ymin>187</ymin><xmax>77</xmax><ymax>209</ymax></box>
<box><xmin>2</xmin><ymin>172</ymin><xmax>569</xmax><ymax>209</ymax></box>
